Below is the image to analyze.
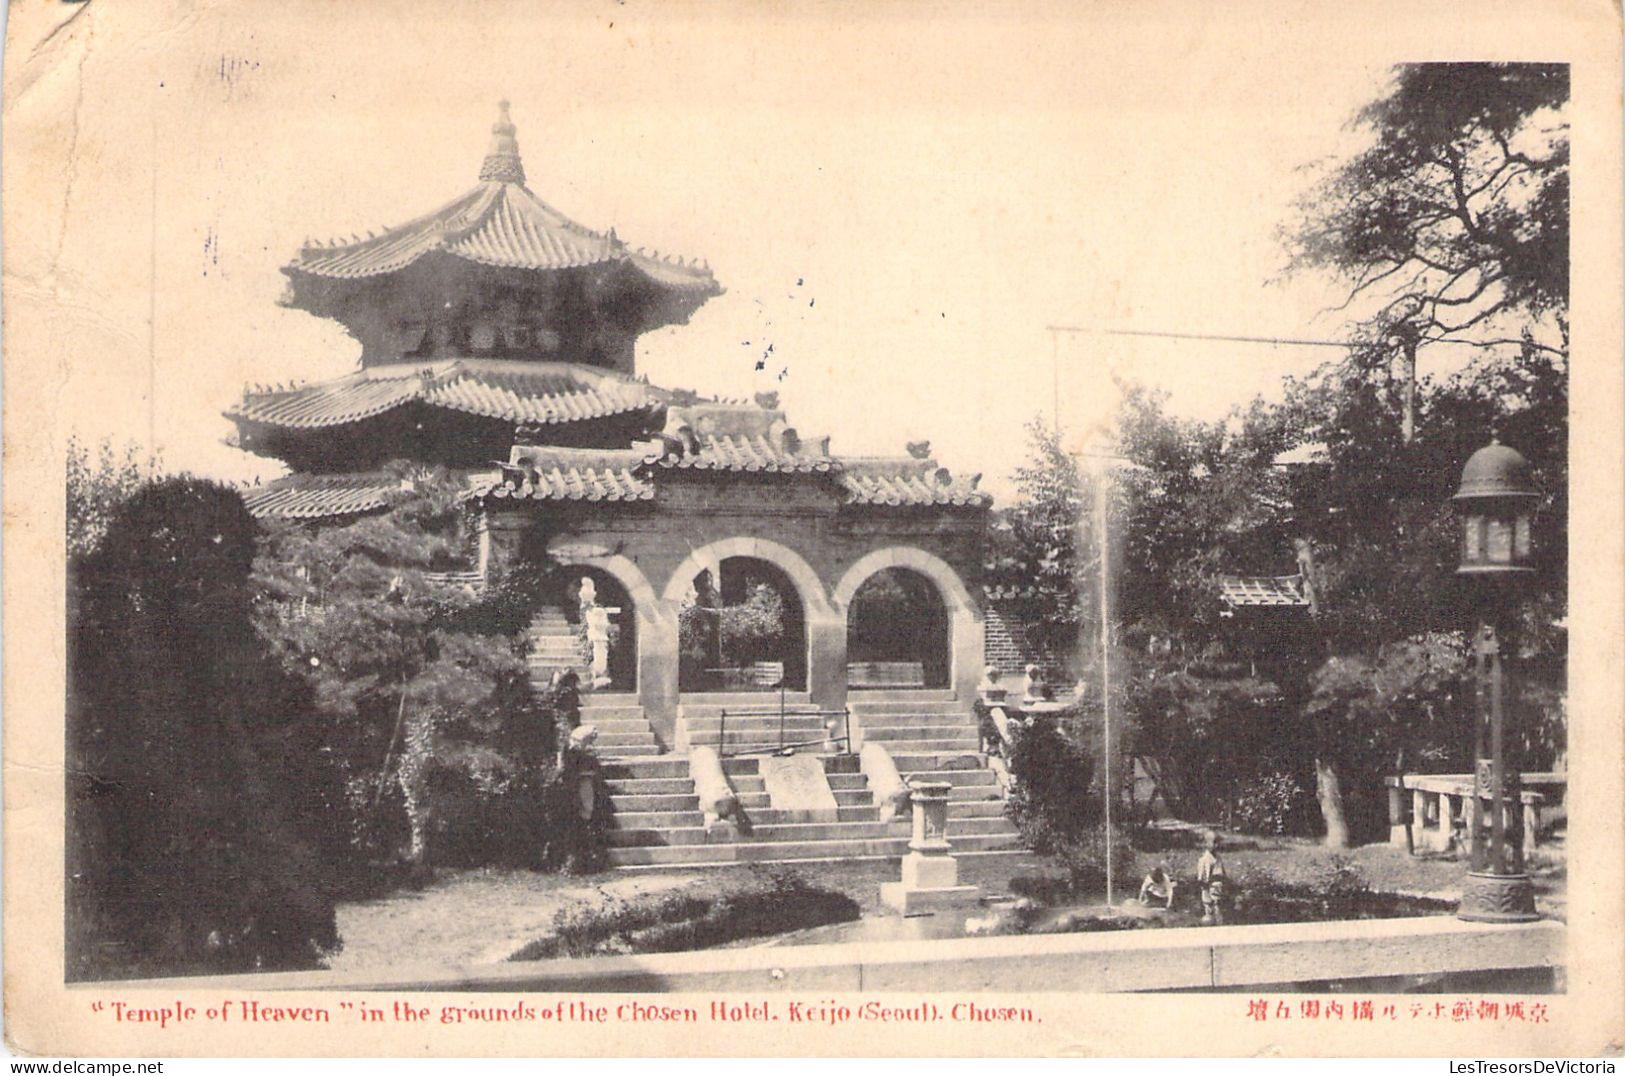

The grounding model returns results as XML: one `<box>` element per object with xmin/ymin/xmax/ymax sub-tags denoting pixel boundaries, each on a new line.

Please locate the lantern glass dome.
<box><xmin>1453</xmin><ymin>439</ymin><xmax>1538</xmax><ymax>575</ymax></box>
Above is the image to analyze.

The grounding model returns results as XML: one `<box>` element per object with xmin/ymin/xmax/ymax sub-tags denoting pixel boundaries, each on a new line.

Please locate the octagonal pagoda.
<box><xmin>227</xmin><ymin>103</ymin><xmax>996</xmax><ymax>748</ymax></box>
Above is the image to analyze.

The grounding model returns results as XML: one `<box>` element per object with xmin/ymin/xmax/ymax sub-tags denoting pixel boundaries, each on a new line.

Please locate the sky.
<box><xmin>7</xmin><ymin>1</ymin><xmax>1418</xmax><ymax>502</ymax></box>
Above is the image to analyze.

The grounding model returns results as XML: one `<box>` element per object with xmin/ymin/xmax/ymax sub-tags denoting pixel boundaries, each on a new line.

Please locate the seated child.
<box><xmin>1137</xmin><ymin>864</ymin><xmax>1177</xmax><ymax>910</ymax></box>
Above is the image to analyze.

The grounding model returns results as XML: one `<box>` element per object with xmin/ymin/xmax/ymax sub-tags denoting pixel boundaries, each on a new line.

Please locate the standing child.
<box><xmin>1197</xmin><ymin>831</ymin><xmax>1228</xmax><ymax>925</ymax></box>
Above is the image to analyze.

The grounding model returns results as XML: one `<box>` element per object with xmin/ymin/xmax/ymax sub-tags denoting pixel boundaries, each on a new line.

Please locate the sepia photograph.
<box><xmin>4</xmin><ymin>0</ymin><xmax>1621</xmax><ymax>1059</ymax></box>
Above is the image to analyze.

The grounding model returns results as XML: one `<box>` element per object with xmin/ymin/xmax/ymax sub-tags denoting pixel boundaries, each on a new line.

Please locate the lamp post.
<box><xmin>1452</xmin><ymin>438</ymin><xmax>1541</xmax><ymax>923</ymax></box>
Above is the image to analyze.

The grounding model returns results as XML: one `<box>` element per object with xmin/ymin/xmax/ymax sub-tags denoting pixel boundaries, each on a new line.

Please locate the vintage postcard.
<box><xmin>4</xmin><ymin>0</ymin><xmax>1622</xmax><ymax>1059</ymax></box>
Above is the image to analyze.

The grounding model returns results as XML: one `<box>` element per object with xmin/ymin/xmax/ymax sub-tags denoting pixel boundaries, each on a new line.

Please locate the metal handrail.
<box><xmin>714</xmin><ymin>706</ymin><xmax>852</xmax><ymax>759</ymax></box>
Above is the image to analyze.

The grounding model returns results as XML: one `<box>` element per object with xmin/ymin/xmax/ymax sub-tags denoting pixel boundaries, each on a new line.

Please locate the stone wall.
<box><xmin>983</xmin><ymin>603</ymin><xmax>1071</xmax><ymax>681</ymax></box>
<box><xmin>485</xmin><ymin>474</ymin><xmax>989</xmax><ymax>740</ymax></box>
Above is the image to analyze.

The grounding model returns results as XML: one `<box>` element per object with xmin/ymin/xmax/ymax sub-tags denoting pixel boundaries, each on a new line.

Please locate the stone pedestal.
<box><xmin>1457</xmin><ymin>870</ymin><xmax>1539</xmax><ymax>923</ymax></box>
<box><xmin>881</xmin><ymin>780</ymin><xmax>980</xmax><ymax>916</ymax></box>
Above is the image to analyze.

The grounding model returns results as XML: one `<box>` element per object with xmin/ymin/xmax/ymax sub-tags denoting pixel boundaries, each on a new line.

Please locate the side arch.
<box><xmin>832</xmin><ymin>546</ymin><xmax>984</xmax><ymax>702</ymax></box>
<box><xmin>831</xmin><ymin>546</ymin><xmax>981</xmax><ymax>617</ymax></box>
<box><xmin>552</xmin><ymin>553</ymin><xmax>661</xmax><ymax>617</ymax></box>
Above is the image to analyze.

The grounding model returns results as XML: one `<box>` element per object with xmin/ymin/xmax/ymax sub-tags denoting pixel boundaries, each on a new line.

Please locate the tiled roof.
<box><xmin>649</xmin><ymin>433</ymin><xmax>835</xmax><ymax>473</ymax></box>
<box><xmin>642</xmin><ymin>403</ymin><xmax>835</xmax><ymax>473</ymax></box>
<box><xmin>476</xmin><ymin>447</ymin><xmax>655</xmax><ymax>503</ymax></box>
<box><xmin>227</xmin><ymin>361</ymin><xmax>657</xmax><ymax>431</ymax></box>
<box><xmin>1218</xmin><ymin>575</ymin><xmax>1311</xmax><ymax>608</ymax></box>
<box><xmin>241</xmin><ymin>474</ymin><xmax>410</xmax><ymax>520</ymax></box>
<box><xmin>838</xmin><ymin>458</ymin><xmax>989</xmax><ymax>507</ymax></box>
<box><xmin>287</xmin><ymin>168</ymin><xmax>717</xmax><ymax>295</ymax></box>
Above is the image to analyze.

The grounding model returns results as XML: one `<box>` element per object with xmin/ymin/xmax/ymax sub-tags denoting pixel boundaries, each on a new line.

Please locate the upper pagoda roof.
<box><xmin>281</xmin><ymin>102</ymin><xmax>720</xmax><ymax>345</ymax></box>
<box><xmin>289</xmin><ymin>180</ymin><xmax>717</xmax><ymax>293</ymax></box>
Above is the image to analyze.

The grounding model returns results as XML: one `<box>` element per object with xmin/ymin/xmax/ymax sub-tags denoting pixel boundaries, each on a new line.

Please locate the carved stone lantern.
<box><xmin>1453</xmin><ymin>439</ymin><xmax>1539</xmax><ymax>575</ymax></box>
<box><xmin>1452</xmin><ymin>438</ymin><xmax>1541</xmax><ymax>923</ymax></box>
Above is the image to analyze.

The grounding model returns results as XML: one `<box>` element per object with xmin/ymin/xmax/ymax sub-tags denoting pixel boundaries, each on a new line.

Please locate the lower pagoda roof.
<box><xmin>228</xmin><ymin>359</ymin><xmax>658</xmax><ymax>432</ymax></box>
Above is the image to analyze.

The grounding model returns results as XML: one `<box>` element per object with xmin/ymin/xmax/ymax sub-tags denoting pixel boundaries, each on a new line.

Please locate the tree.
<box><xmin>252</xmin><ymin>464</ymin><xmax>549</xmax><ymax>867</ymax></box>
<box><xmin>1001</xmin><ymin>348</ymin><xmax>1566</xmax><ymax>847</ymax></box>
<box><xmin>66</xmin><ymin>436</ymin><xmax>165</xmax><ymax>561</ymax></box>
<box><xmin>986</xmin><ymin>420</ymin><xmax>1087</xmax><ymax>663</ymax></box>
<box><xmin>68</xmin><ymin>478</ymin><xmax>340</xmax><ymax>979</ymax></box>
<box><xmin>1285</xmin><ymin>63</ymin><xmax>1568</xmax><ymax>356</ymax></box>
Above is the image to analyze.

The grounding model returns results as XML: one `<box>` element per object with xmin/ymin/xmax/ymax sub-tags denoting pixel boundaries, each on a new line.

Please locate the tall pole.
<box><xmin>1096</xmin><ymin>460</ymin><xmax>1114</xmax><ymax>908</ymax></box>
<box><xmin>1400</xmin><ymin>330</ymin><xmax>1418</xmax><ymax>444</ymax></box>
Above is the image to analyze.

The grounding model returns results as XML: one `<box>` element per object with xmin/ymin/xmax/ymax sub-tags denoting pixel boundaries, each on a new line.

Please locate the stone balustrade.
<box><xmin>1385</xmin><ymin>772</ymin><xmax>1566</xmax><ymax>858</ymax></box>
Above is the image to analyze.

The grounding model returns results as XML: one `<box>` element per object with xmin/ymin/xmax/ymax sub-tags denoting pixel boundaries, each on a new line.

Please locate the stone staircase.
<box><xmin>674</xmin><ymin>692</ymin><xmax>832</xmax><ymax>756</ymax></box>
<box><xmin>527</xmin><ymin>607</ymin><xmax>587</xmax><ymax>687</ymax></box>
<box><xmin>580</xmin><ymin>693</ymin><xmax>663</xmax><ymax>757</ymax></box>
<box><xmin>528</xmin><ymin>608</ymin><xmax>663</xmax><ymax>757</ymax></box>
<box><xmin>602</xmin><ymin>691</ymin><xmax>1020</xmax><ymax>868</ymax></box>
<box><xmin>849</xmin><ymin>690</ymin><xmax>1011</xmax><ymax>816</ymax></box>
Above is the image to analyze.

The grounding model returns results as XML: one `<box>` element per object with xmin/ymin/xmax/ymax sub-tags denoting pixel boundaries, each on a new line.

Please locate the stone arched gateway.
<box><xmin>661</xmin><ymin>537</ymin><xmax>846</xmax><ymax>709</ymax></box>
<box><xmin>832</xmin><ymin>546</ymin><xmax>985</xmax><ymax>703</ymax></box>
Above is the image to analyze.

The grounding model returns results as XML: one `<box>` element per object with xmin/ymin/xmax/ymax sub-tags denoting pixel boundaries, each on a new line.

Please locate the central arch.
<box><xmin>663</xmin><ymin>537</ymin><xmax>843</xmax><ymax>704</ymax></box>
<box><xmin>662</xmin><ymin>537</ymin><xmax>834</xmax><ymax>615</ymax></box>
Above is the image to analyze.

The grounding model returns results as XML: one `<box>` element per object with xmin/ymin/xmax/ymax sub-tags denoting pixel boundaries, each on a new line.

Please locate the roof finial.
<box><xmin>479</xmin><ymin>99</ymin><xmax>526</xmax><ymax>185</ymax></box>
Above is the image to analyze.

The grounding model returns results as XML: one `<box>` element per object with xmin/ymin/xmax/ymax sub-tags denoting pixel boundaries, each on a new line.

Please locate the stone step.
<box><xmin>948</xmin><ymin>799</ymin><xmax>1010</xmax><ymax>818</ymax></box>
<box><xmin>582</xmin><ymin>705</ymin><xmax>643</xmax><ymax>720</ymax></box>
<box><xmin>856</xmin><ymin>711</ymin><xmax>978</xmax><ymax>727</ymax></box>
<box><xmin>865</xmin><ymin>737</ymin><xmax>981</xmax><ymax>753</ymax></box>
<box><xmin>684</xmin><ymin>732</ymin><xmax>834</xmax><ymax>750</ymax></box>
<box><xmin>849</xmin><ymin>699</ymin><xmax>965</xmax><ymax>715</ymax></box>
<box><xmin>905</xmin><ymin>767</ymin><xmax>998</xmax><ymax>787</ymax></box>
<box><xmin>825</xmin><ymin>773</ymin><xmax>869</xmax><ymax>790</ymax></box>
<box><xmin>600</xmin><ymin>744</ymin><xmax>665</xmax><ymax>758</ymax></box>
<box><xmin>719</xmin><ymin>758</ymin><xmax>761</xmax><ymax>777</ymax></box>
<box><xmin>580</xmin><ymin>719</ymin><xmax>653</xmax><ymax>734</ymax></box>
<box><xmin>685</xmin><ymin>715</ymin><xmax>831</xmax><ymax>731</ymax></box>
<box><xmin>610</xmin><ymin>809</ymin><xmax>710</xmax><ymax>829</ymax></box>
<box><xmin>846</xmin><ymin>689</ymin><xmax>957</xmax><ymax>704</ymax></box>
<box><xmin>596</xmin><ymin>731</ymin><xmax>659</xmax><ymax>748</ymax></box>
<box><xmin>861</xmin><ymin>725</ymin><xmax>980</xmax><ymax>743</ymax></box>
<box><xmin>605</xmin><ymin>777</ymin><xmax>694</xmax><ymax>795</ymax></box>
<box><xmin>745</xmin><ymin>805</ymin><xmax>880</xmax><ymax>825</ymax></box>
<box><xmin>832</xmin><ymin>789</ymin><xmax>876</xmax><ymax>807</ymax></box>
<box><xmin>602</xmin><ymin>758</ymin><xmax>691</xmax><ymax>780</ymax></box>
<box><xmin>607</xmin><ymin>830</ymin><xmax>1020</xmax><ymax>867</ymax></box>
<box><xmin>889</xmin><ymin>751</ymin><xmax>988</xmax><ymax>773</ymax></box>
<box><xmin>612</xmin><ymin>819</ymin><xmax>915</xmax><ymax>847</ymax></box>
<box><xmin>735</xmin><ymin>792</ymin><xmax>771</xmax><ymax>810</ymax></box>
<box><xmin>680</xmin><ymin>692</ymin><xmax>813</xmax><ymax>707</ymax></box>
<box><xmin>608</xmin><ymin>792</ymin><xmax>700</xmax><ymax>813</ymax></box>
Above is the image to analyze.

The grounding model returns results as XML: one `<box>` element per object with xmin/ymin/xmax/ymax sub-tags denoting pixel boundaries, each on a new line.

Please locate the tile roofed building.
<box><xmin>227</xmin><ymin>101</ymin><xmax>1001</xmax><ymax>773</ymax></box>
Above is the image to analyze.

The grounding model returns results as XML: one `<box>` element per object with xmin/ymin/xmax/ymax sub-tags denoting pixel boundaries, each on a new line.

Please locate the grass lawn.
<box><xmin>328</xmin><ymin>837</ymin><xmax>1565</xmax><ymax>971</ymax></box>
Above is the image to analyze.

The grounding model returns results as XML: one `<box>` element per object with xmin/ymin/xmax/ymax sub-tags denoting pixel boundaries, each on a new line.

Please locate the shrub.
<box><xmin>1231</xmin><ymin>770</ymin><xmax>1316</xmax><ymax>836</ymax></box>
<box><xmin>1003</xmin><ymin>710</ymin><xmax>1100</xmax><ymax>851</ymax></box>
<box><xmin>509</xmin><ymin>868</ymin><xmax>859</xmax><ymax>960</ymax></box>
